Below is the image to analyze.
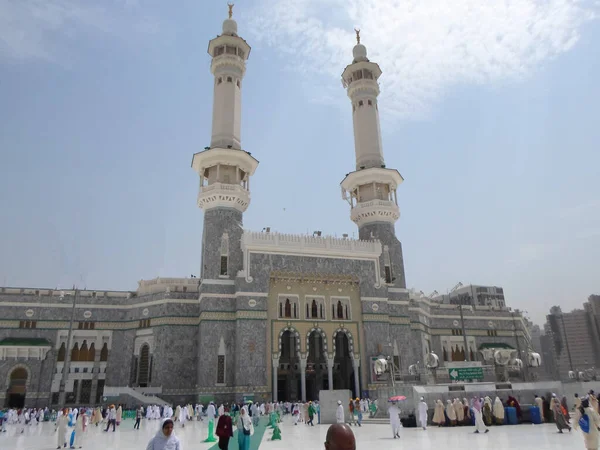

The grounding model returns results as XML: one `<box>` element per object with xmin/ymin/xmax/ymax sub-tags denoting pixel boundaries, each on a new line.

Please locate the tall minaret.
<box><xmin>340</xmin><ymin>30</ymin><xmax>406</xmax><ymax>288</ymax></box>
<box><xmin>191</xmin><ymin>4</ymin><xmax>258</xmax><ymax>281</ymax></box>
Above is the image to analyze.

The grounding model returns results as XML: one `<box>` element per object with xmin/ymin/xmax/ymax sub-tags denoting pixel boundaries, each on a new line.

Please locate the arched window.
<box><xmin>337</xmin><ymin>301</ymin><xmax>343</xmax><ymax>319</ymax></box>
<box><xmin>284</xmin><ymin>299</ymin><xmax>291</xmax><ymax>318</ymax></box>
<box><xmin>88</xmin><ymin>343</ymin><xmax>96</xmax><ymax>362</ymax></box>
<box><xmin>71</xmin><ymin>343</ymin><xmax>80</xmax><ymax>362</ymax></box>
<box><xmin>100</xmin><ymin>343</ymin><xmax>108</xmax><ymax>362</ymax></box>
<box><xmin>138</xmin><ymin>344</ymin><xmax>150</xmax><ymax>387</ymax></box>
<box><xmin>80</xmin><ymin>340</ymin><xmax>88</xmax><ymax>361</ymax></box>
<box><xmin>311</xmin><ymin>299</ymin><xmax>318</xmax><ymax>318</ymax></box>
<box><xmin>220</xmin><ymin>233</ymin><xmax>229</xmax><ymax>276</ymax></box>
<box><xmin>320</xmin><ymin>304</ymin><xmax>324</xmax><ymax>319</ymax></box>
<box><xmin>57</xmin><ymin>343</ymin><xmax>66</xmax><ymax>362</ymax></box>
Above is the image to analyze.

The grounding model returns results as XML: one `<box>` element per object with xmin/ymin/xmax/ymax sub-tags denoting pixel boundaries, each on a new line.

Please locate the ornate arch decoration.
<box><xmin>5</xmin><ymin>363</ymin><xmax>31</xmax><ymax>389</ymax></box>
<box><xmin>305</xmin><ymin>327</ymin><xmax>328</xmax><ymax>353</ymax></box>
<box><xmin>332</xmin><ymin>328</ymin><xmax>355</xmax><ymax>354</ymax></box>
<box><xmin>277</xmin><ymin>326</ymin><xmax>301</xmax><ymax>359</ymax></box>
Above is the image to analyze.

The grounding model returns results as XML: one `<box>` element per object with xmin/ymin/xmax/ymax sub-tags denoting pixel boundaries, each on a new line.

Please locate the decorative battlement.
<box><xmin>241</xmin><ymin>231</ymin><xmax>382</xmax><ymax>258</ymax></box>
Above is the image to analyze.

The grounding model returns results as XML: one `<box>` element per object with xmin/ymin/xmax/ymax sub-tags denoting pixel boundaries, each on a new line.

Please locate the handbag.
<box><xmin>243</xmin><ymin>426</ymin><xmax>251</xmax><ymax>436</ymax></box>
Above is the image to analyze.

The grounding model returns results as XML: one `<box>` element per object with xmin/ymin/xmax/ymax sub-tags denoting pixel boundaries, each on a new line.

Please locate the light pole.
<box><xmin>58</xmin><ymin>288</ymin><xmax>78</xmax><ymax>408</ymax></box>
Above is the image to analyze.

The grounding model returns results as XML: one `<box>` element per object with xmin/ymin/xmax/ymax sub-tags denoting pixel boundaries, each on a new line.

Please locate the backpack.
<box><xmin>579</xmin><ymin>413</ymin><xmax>590</xmax><ymax>434</ymax></box>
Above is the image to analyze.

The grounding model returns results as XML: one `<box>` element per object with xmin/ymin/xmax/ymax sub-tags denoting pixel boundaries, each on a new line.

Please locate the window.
<box><xmin>217</xmin><ymin>77</ymin><xmax>222</xmax><ymax>84</ymax></box>
<box><xmin>238</xmin><ymin>49</ymin><xmax>245</xmax><ymax>59</ymax></box>
<box><xmin>138</xmin><ymin>344</ymin><xmax>151</xmax><ymax>387</ymax></box>
<box><xmin>364</xmin><ymin>69</ymin><xmax>374</xmax><ymax>80</ymax></box>
<box><xmin>78</xmin><ymin>322</ymin><xmax>95</xmax><ymax>330</ymax></box>
<box><xmin>217</xmin><ymin>355</ymin><xmax>225</xmax><ymax>384</ymax></box>
<box><xmin>57</xmin><ymin>342</ymin><xmax>66</xmax><ymax>362</ymax></box>
<box><xmin>279</xmin><ymin>296</ymin><xmax>299</xmax><ymax>319</ymax></box>
<box><xmin>451</xmin><ymin>328</ymin><xmax>463</xmax><ymax>336</ymax></box>
<box><xmin>368</xmin><ymin>99</ymin><xmax>373</xmax><ymax>106</ymax></box>
<box><xmin>214</xmin><ymin>46</ymin><xmax>225</xmax><ymax>56</ymax></box>
<box><xmin>353</xmin><ymin>70</ymin><xmax>363</xmax><ymax>80</ymax></box>
<box><xmin>225</xmin><ymin>45</ymin><xmax>236</xmax><ymax>55</ymax></box>
<box><xmin>358</xmin><ymin>100</ymin><xmax>364</xmax><ymax>107</ymax></box>
<box><xmin>333</xmin><ymin>299</ymin><xmax>350</xmax><ymax>320</ymax></box>
<box><xmin>139</xmin><ymin>319</ymin><xmax>151</xmax><ymax>328</ymax></box>
<box><xmin>487</xmin><ymin>330</ymin><xmax>498</xmax><ymax>337</ymax></box>
<box><xmin>19</xmin><ymin>320</ymin><xmax>36</xmax><ymax>329</ymax></box>
<box><xmin>236</xmin><ymin>80</ymin><xmax>241</xmax><ymax>88</ymax></box>
<box><xmin>383</xmin><ymin>246</ymin><xmax>392</xmax><ymax>284</ymax></box>
<box><xmin>220</xmin><ymin>233</ymin><xmax>229</xmax><ymax>276</ymax></box>
<box><xmin>71</xmin><ymin>343</ymin><xmax>80</xmax><ymax>362</ymax></box>
<box><xmin>227</xmin><ymin>76</ymin><xmax>233</xmax><ymax>83</ymax></box>
<box><xmin>100</xmin><ymin>343</ymin><xmax>108</xmax><ymax>362</ymax></box>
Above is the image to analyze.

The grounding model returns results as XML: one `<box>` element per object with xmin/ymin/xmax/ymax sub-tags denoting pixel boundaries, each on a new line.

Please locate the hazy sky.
<box><xmin>1</xmin><ymin>0</ymin><xmax>598</xmax><ymax>326</ymax></box>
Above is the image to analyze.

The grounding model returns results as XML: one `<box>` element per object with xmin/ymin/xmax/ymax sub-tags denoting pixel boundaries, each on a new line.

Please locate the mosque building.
<box><xmin>0</xmin><ymin>8</ymin><xmax>533</xmax><ymax>408</ymax></box>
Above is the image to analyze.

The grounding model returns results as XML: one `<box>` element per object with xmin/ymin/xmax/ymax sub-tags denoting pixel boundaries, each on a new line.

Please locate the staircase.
<box><xmin>103</xmin><ymin>386</ymin><xmax>170</xmax><ymax>406</ymax></box>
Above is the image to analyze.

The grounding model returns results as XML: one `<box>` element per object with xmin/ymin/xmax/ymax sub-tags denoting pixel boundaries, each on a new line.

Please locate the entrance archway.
<box><xmin>277</xmin><ymin>329</ymin><xmax>300</xmax><ymax>401</ymax></box>
<box><xmin>5</xmin><ymin>366</ymin><xmax>28</xmax><ymax>408</ymax></box>
<box><xmin>305</xmin><ymin>329</ymin><xmax>327</xmax><ymax>400</ymax></box>
<box><xmin>333</xmin><ymin>330</ymin><xmax>355</xmax><ymax>396</ymax></box>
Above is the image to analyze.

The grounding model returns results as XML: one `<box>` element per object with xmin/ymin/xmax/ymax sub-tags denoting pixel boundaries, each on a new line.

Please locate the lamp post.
<box><xmin>58</xmin><ymin>288</ymin><xmax>78</xmax><ymax>408</ymax></box>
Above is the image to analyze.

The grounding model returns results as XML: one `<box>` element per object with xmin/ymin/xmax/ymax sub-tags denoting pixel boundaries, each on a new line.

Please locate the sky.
<box><xmin>0</xmin><ymin>0</ymin><xmax>599</xmax><ymax>326</ymax></box>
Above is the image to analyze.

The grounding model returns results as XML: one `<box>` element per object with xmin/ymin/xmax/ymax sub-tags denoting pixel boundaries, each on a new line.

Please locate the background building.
<box><xmin>545</xmin><ymin>304</ymin><xmax>600</xmax><ymax>380</ymax></box>
<box><xmin>433</xmin><ymin>284</ymin><xmax>506</xmax><ymax>308</ymax></box>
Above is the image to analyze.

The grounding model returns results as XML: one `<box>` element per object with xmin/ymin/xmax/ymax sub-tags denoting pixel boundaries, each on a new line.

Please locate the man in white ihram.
<box><xmin>336</xmin><ymin>401</ymin><xmax>345</xmax><ymax>424</ymax></box>
<box><xmin>388</xmin><ymin>401</ymin><xmax>401</xmax><ymax>439</ymax></box>
<box><xmin>418</xmin><ymin>397</ymin><xmax>428</xmax><ymax>430</ymax></box>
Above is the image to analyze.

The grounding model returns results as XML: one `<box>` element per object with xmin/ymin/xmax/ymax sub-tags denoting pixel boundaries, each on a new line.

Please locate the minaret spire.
<box><xmin>340</xmin><ymin>31</ymin><xmax>407</xmax><ymax>288</ymax></box>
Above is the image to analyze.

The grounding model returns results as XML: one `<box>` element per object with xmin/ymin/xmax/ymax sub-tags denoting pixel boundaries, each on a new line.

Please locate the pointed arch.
<box><xmin>57</xmin><ymin>342</ymin><xmax>66</xmax><ymax>362</ymax></box>
<box><xmin>278</xmin><ymin>326</ymin><xmax>301</xmax><ymax>359</ymax></box>
<box><xmin>216</xmin><ymin>336</ymin><xmax>226</xmax><ymax>385</ymax></box>
<box><xmin>332</xmin><ymin>328</ymin><xmax>354</xmax><ymax>355</ymax></box>
<box><xmin>305</xmin><ymin>327</ymin><xmax>328</xmax><ymax>354</ymax></box>
<box><xmin>100</xmin><ymin>343</ymin><xmax>108</xmax><ymax>362</ymax></box>
<box><xmin>71</xmin><ymin>342</ymin><xmax>80</xmax><ymax>362</ymax></box>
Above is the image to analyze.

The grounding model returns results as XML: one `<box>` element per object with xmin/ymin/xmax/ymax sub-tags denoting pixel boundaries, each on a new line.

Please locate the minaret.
<box><xmin>340</xmin><ymin>30</ymin><xmax>406</xmax><ymax>288</ymax></box>
<box><xmin>191</xmin><ymin>4</ymin><xmax>258</xmax><ymax>280</ymax></box>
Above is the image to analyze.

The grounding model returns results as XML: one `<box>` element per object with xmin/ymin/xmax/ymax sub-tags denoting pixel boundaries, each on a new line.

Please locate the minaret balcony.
<box><xmin>197</xmin><ymin>182</ymin><xmax>250</xmax><ymax>212</ymax></box>
<box><xmin>350</xmin><ymin>199</ymin><xmax>400</xmax><ymax>226</ymax></box>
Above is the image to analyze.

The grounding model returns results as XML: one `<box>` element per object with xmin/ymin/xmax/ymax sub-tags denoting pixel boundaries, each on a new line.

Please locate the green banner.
<box><xmin>448</xmin><ymin>367</ymin><xmax>484</xmax><ymax>381</ymax></box>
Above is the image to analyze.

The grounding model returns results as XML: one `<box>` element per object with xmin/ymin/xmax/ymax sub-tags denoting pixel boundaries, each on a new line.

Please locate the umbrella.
<box><xmin>388</xmin><ymin>396</ymin><xmax>407</xmax><ymax>402</ymax></box>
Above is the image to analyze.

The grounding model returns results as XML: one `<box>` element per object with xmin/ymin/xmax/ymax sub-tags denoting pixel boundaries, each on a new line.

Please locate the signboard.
<box><xmin>448</xmin><ymin>367</ymin><xmax>484</xmax><ymax>381</ymax></box>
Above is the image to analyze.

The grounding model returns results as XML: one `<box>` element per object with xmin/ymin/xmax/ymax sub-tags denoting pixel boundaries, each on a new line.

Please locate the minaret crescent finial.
<box><xmin>228</xmin><ymin>2</ymin><xmax>234</xmax><ymax>19</ymax></box>
<box><xmin>354</xmin><ymin>28</ymin><xmax>361</xmax><ymax>45</ymax></box>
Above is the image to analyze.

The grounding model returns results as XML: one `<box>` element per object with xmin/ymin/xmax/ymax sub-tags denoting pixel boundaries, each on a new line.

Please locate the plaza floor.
<box><xmin>0</xmin><ymin>417</ymin><xmax>586</xmax><ymax>450</ymax></box>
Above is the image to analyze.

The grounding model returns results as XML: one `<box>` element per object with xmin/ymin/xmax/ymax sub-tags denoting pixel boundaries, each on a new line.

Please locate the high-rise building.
<box><xmin>545</xmin><ymin>305</ymin><xmax>600</xmax><ymax>380</ymax></box>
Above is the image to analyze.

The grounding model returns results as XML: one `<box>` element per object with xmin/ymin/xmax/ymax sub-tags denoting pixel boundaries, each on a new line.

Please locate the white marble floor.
<box><xmin>0</xmin><ymin>417</ymin><xmax>586</xmax><ymax>449</ymax></box>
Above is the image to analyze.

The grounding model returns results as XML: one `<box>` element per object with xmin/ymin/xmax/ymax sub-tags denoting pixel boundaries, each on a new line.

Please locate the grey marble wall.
<box><xmin>196</xmin><ymin>320</ymin><xmax>236</xmax><ymax>388</ymax></box>
<box><xmin>201</xmin><ymin>208</ymin><xmax>244</xmax><ymax>280</ymax></box>
<box><xmin>152</xmin><ymin>326</ymin><xmax>197</xmax><ymax>389</ymax></box>
<box><xmin>358</xmin><ymin>222</ymin><xmax>406</xmax><ymax>289</ymax></box>
<box><xmin>234</xmin><ymin>319</ymin><xmax>267</xmax><ymax>387</ymax></box>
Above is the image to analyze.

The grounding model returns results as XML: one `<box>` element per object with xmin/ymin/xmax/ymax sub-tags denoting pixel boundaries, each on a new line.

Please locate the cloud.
<box><xmin>249</xmin><ymin>0</ymin><xmax>597</xmax><ymax>119</ymax></box>
<box><xmin>0</xmin><ymin>0</ymin><xmax>160</xmax><ymax>62</ymax></box>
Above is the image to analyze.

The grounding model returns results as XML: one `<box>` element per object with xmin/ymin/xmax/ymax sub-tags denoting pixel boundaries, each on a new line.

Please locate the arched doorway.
<box><xmin>333</xmin><ymin>331</ymin><xmax>355</xmax><ymax>396</ymax></box>
<box><xmin>278</xmin><ymin>329</ymin><xmax>300</xmax><ymax>401</ymax></box>
<box><xmin>306</xmin><ymin>330</ymin><xmax>327</xmax><ymax>400</ymax></box>
<box><xmin>138</xmin><ymin>344</ymin><xmax>151</xmax><ymax>387</ymax></box>
<box><xmin>5</xmin><ymin>367</ymin><xmax>28</xmax><ymax>408</ymax></box>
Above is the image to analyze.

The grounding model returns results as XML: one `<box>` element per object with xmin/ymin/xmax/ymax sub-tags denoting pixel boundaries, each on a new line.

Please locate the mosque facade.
<box><xmin>0</xmin><ymin>10</ymin><xmax>532</xmax><ymax>408</ymax></box>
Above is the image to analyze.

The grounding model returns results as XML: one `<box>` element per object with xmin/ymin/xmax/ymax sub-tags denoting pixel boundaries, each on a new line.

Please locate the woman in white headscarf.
<box><xmin>493</xmin><ymin>397</ymin><xmax>505</xmax><ymax>425</ymax></box>
<box><xmin>146</xmin><ymin>418</ymin><xmax>181</xmax><ymax>450</ymax></box>
<box><xmin>433</xmin><ymin>400</ymin><xmax>445</xmax><ymax>427</ymax></box>
<box><xmin>454</xmin><ymin>399</ymin><xmax>465</xmax><ymax>425</ymax></box>
<box><xmin>178</xmin><ymin>404</ymin><xmax>188</xmax><ymax>428</ymax></box>
<box><xmin>446</xmin><ymin>400</ymin><xmax>457</xmax><ymax>426</ymax></box>
<box><xmin>236</xmin><ymin>407</ymin><xmax>252</xmax><ymax>450</ymax></box>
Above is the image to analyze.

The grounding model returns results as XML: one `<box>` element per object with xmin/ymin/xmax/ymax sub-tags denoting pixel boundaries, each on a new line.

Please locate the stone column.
<box><xmin>300</xmin><ymin>357</ymin><xmax>307</xmax><ymax>402</ymax></box>
<box><xmin>353</xmin><ymin>357</ymin><xmax>361</xmax><ymax>398</ymax></box>
<box><xmin>327</xmin><ymin>357</ymin><xmax>334</xmax><ymax>390</ymax></box>
<box><xmin>272</xmin><ymin>358</ymin><xmax>279</xmax><ymax>403</ymax></box>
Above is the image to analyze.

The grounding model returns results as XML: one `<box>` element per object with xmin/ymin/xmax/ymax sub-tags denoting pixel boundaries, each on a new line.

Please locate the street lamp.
<box><xmin>57</xmin><ymin>288</ymin><xmax>79</xmax><ymax>408</ymax></box>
